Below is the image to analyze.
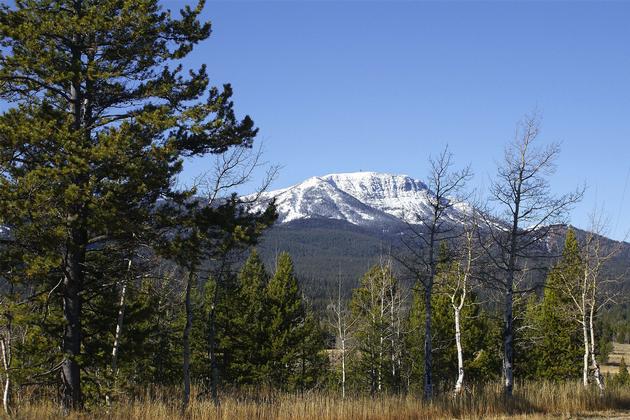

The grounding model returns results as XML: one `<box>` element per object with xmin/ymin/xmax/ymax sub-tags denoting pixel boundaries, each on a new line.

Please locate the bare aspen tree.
<box><xmin>399</xmin><ymin>147</ymin><xmax>471</xmax><ymax>399</ymax></box>
<box><xmin>327</xmin><ymin>272</ymin><xmax>357</xmax><ymax>399</ymax></box>
<box><xmin>0</xmin><ymin>299</ymin><xmax>12</xmax><ymax>415</ymax></box>
<box><xmin>110</xmin><ymin>259</ymin><xmax>132</xmax><ymax>378</ymax></box>
<box><xmin>444</xmin><ymin>228</ymin><xmax>477</xmax><ymax>394</ymax></box>
<box><xmin>350</xmin><ymin>259</ymin><xmax>401</xmax><ymax>394</ymax></box>
<box><xmin>585</xmin><ymin>231</ymin><xmax>608</xmax><ymax>392</ymax></box>
<box><xmin>480</xmin><ymin>115</ymin><xmax>582</xmax><ymax>396</ymax></box>
<box><xmin>388</xmin><ymin>270</ymin><xmax>405</xmax><ymax>393</ymax></box>
<box><xmin>553</xmin><ymin>228</ymin><xmax>595</xmax><ymax>389</ymax></box>
<box><xmin>105</xmin><ymin>258</ymin><xmax>134</xmax><ymax>406</ymax></box>
<box><xmin>553</xmin><ymin>218</ymin><xmax>623</xmax><ymax>391</ymax></box>
<box><xmin>378</xmin><ymin>263</ymin><xmax>386</xmax><ymax>392</ymax></box>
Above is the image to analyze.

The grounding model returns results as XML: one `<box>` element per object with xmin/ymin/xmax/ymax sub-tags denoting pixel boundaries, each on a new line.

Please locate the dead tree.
<box><xmin>398</xmin><ymin>146</ymin><xmax>471</xmax><ymax>399</ymax></box>
<box><xmin>479</xmin><ymin>114</ymin><xmax>583</xmax><ymax>396</ymax></box>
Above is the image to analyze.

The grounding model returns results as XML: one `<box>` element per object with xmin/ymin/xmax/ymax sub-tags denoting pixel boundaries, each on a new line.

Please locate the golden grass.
<box><xmin>11</xmin><ymin>382</ymin><xmax>630</xmax><ymax>420</ymax></box>
<box><xmin>602</xmin><ymin>342</ymin><xmax>630</xmax><ymax>375</ymax></box>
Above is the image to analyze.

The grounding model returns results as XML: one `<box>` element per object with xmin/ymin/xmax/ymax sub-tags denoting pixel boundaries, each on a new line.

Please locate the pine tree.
<box><xmin>0</xmin><ymin>0</ymin><xmax>262</xmax><ymax>409</ymax></box>
<box><xmin>293</xmin><ymin>310</ymin><xmax>328</xmax><ymax>393</ymax></box>
<box><xmin>219</xmin><ymin>250</ymin><xmax>271</xmax><ymax>385</ymax></box>
<box><xmin>528</xmin><ymin>229</ymin><xmax>583</xmax><ymax>380</ymax></box>
<box><xmin>614</xmin><ymin>358</ymin><xmax>630</xmax><ymax>387</ymax></box>
<box><xmin>266</xmin><ymin>252</ymin><xmax>307</xmax><ymax>388</ymax></box>
<box><xmin>266</xmin><ymin>252</ymin><xmax>325</xmax><ymax>391</ymax></box>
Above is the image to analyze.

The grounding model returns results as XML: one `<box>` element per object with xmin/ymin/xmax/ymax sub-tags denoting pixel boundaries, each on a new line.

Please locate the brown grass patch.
<box><xmin>10</xmin><ymin>382</ymin><xmax>630</xmax><ymax>419</ymax></box>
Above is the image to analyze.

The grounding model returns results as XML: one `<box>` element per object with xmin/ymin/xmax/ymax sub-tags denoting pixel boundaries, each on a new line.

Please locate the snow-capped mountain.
<box><xmin>252</xmin><ymin>172</ymin><xmax>469</xmax><ymax>229</ymax></box>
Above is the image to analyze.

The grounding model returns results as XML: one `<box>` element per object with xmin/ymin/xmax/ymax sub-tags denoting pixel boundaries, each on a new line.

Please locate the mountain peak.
<box><xmin>252</xmin><ymin>171</ymin><xmax>451</xmax><ymax>227</ymax></box>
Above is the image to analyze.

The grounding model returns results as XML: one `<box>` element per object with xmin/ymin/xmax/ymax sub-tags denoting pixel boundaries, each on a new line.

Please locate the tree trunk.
<box><xmin>2</xmin><ymin>373</ymin><xmax>8</xmax><ymax>416</ymax></box>
<box><xmin>341</xmin><ymin>335</ymin><xmax>346</xmax><ymax>399</ymax></box>
<box><xmin>378</xmin><ymin>284</ymin><xmax>384</xmax><ymax>393</ymax></box>
<box><xmin>454</xmin><ymin>305</ymin><xmax>464</xmax><ymax>394</ymax></box>
<box><xmin>582</xmin><ymin>320</ymin><xmax>590</xmax><ymax>387</ymax></box>
<box><xmin>378</xmin><ymin>339</ymin><xmax>383</xmax><ymax>392</ymax></box>
<box><xmin>107</xmin><ymin>260</ymin><xmax>131</xmax><ymax>405</ymax></box>
<box><xmin>390</xmin><ymin>286</ymin><xmax>398</xmax><ymax>392</ymax></box>
<box><xmin>61</xmin><ymin>232</ymin><xmax>86</xmax><ymax>411</ymax></box>
<box><xmin>1</xmin><ymin>327</ymin><xmax>11</xmax><ymax>415</ymax></box>
<box><xmin>111</xmin><ymin>279</ymin><xmax>127</xmax><ymax>374</ymax></box>
<box><xmin>182</xmin><ymin>271</ymin><xmax>194</xmax><ymax>410</ymax></box>
<box><xmin>503</xmin><ymin>281</ymin><xmax>514</xmax><ymax>396</ymax></box>
<box><xmin>207</xmin><ymin>284</ymin><xmax>219</xmax><ymax>406</ymax></box>
<box><xmin>423</xmin><ymin>284</ymin><xmax>433</xmax><ymax>399</ymax></box>
<box><xmin>589</xmin><ymin>306</ymin><xmax>604</xmax><ymax>392</ymax></box>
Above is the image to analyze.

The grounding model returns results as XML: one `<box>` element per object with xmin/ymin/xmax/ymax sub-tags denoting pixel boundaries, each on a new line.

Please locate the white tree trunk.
<box><xmin>110</xmin><ymin>280</ymin><xmax>127</xmax><ymax>374</ymax></box>
<box><xmin>378</xmin><ymin>338</ymin><xmax>383</xmax><ymax>392</ymax></box>
<box><xmin>454</xmin><ymin>306</ymin><xmax>464</xmax><ymax>394</ymax></box>
<box><xmin>0</xmin><ymin>336</ymin><xmax>10</xmax><ymax>415</ymax></box>
<box><xmin>378</xmin><ymin>280</ymin><xmax>385</xmax><ymax>393</ymax></box>
<box><xmin>582</xmin><ymin>319</ymin><xmax>590</xmax><ymax>387</ymax></box>
<box><xmin>390</xmin><ymin>290</ymin><xmax>396</xmax><ymax>382</ymax></box>
<box><xmin>107</xmin><ymin>260</ymin><xmax>131</xmax><ymax>406</ymax></box>
<box><xmin>2</xmin><ymin>374</ymin><xmax>8</xmax><ymax>416</ymax></box>
<box><xmin>341</xmin><ymin>336</ymin><xmax>346</xmax><ymax>399</ymax></box>
<box><xmin>589</xmin><ymin>306</ymin><xmax>604</xmax><ymax>392</ymax></box>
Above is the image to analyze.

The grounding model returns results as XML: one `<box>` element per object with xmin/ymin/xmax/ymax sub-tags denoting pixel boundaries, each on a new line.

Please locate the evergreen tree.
<box><xmin>527</xmin><ymin>229</ymin><xmax>583</xmax><ymax>380</ymax></box>
<box><xmin>293</xmin><ymin>310</ymin><xmax>328</xmax><ymax>393</ymax></box>
<box><xmin>266</xmin><ymin>252</ymin><xmax>325</xmax><ymax>391</ymax></box>
<box><xmin>613</xmin><ymin>358</ymin><xmax>630</xmax><ymax>387</ymax></box>
<box><xmin>0</xmin><ymin>0</ymin><xmax>264</xmax><ymax>409</ymax></box>
<box><xmin>119</xmin><ymin>274</ymin><xmax>182</xmax><ymax>389</ymax></box>
<box><xmin>219</xmin><ymin>250</ymin><xmax>271</xmax><ymax>385</ymax></box>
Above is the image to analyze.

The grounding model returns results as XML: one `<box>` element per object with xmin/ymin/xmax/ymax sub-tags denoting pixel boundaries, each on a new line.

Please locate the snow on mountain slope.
<box><xmin>321</xmin><ymin>172</ymin><xmax>433</xmax><ymax>224</ymax></box>
<box><xmin>254</xmin><ymin>174</ymin><xmax>402</xmax><ymax>226</ymax></box>
<box><xmin>251</xmin><ymin>172</ymin><xmax>469</xmax><ymax>227</ymax></box>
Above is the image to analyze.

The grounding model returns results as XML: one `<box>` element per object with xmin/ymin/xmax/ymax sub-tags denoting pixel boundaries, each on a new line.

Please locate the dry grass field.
<box><xmin>9</xmin><ymin>382</ymin><xmax>630</xmax><ymax>420</ymax></box>
<box><xmin>602</xmin><ymin>342</ymin><xmax>630</xmax><ymax>376</ymax></box>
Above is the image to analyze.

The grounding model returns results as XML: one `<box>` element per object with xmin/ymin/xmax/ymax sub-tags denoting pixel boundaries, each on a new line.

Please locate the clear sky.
<box><xmin>178</xmin><ymin>0</ymin><xmax>630</xmax><ymax>239</ymax></box>
<box><xmin>177</xmin><ymin>0</ymin><xmax>630</xmax><ymax>240</ymax></box>
<box><xmin>29</xmin><ymin>1</ymin><xmax>630</xmax><ymax>240</ymax></box>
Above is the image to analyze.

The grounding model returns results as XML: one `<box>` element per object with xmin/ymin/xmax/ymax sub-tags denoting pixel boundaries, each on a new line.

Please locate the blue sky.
<box><xmin>175</xmin><ymin>0</ymin><xmax>630</xmax><ymax>240</ymax></box>
<box><xmin>6</xmin><ymin>0</ymin><xmax>628</xmax><ymax>240</ymax></box>
<box><xmin>177</xmin><ymin>1</ymin><xmax>630</xmax><ymax>239</ymax></box>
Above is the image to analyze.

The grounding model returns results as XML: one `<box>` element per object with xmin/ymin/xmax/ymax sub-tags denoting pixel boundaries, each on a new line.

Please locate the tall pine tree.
<box><xmin>266</xmin><ymin>252</ymin><xmax>326</xmax><ymax>391</ymax></box>
<box><xmin>0</xmin><ymin>0</ymin><xmax>262</xmax><ymax>409</ymax></box>
<box><xmin>220</xmin><ymin>250</ymin><xmax>271</xmax><ymax>385</ymax></box>
<box><xmin>526</xmin><ymin>229</ymin><xmax>583</xmax><ymax>380</ymax></box>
